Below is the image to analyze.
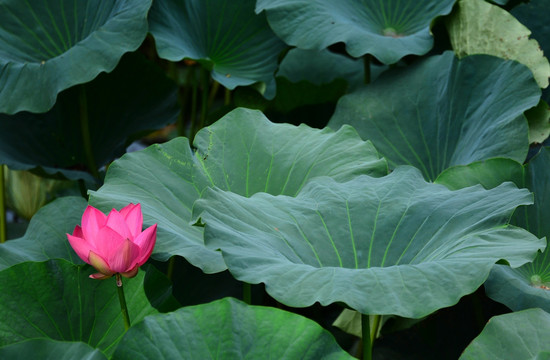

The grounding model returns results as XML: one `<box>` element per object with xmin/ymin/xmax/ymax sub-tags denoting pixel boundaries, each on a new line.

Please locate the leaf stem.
<box><xmin>370</xmin><ymin>314</ymin><xmax>381</xmax><ymax>345</ymax></box>
<box><xmin>116</xmin><ymin>274</ymin><xmax>131</xmax><ymax>331</ymax></box>
<box><xmin>362</xmin><ymin>314</ymin><xmax>381</xmax><ymax>360</ymax></box>
<box><xmin>199</xmin><ymin>67</ymin><xmax>210</xmax><ymax>132</ymax></box>
<box><xmin>208</xmin><ymin>80</ymin><xmax>220</xmax><ymax>108</ymax></box>
<box><xmin>166</xmin><ymin>256</ymin><xmax>176</xmax><ymax>281</ymax></box>
<box><xmin>243</xmin><ymin>282</ymin><xmax>251</xmax><ymax>305</ymax></box>
<box><xmin>224</xmin><ymin>87</ymin><xmax>231</xmax><ymax>106</ymax></box>
<box><xmin>363</xmin><ymin>54</ymin><xmax>372</xmax><ymax>85</ymax></box>
<box><xmin>0</xmin><ymin>164</ymin><xmax>6</xmax><ymax>243</ymax></box>
<box><xmin>78</xmin><ymin>179</ymin><xmax>88</xmax><ymax>200</ymax></box>
<box><xmin>190</xmin><ymin>66</ymin><xmax>198</xmax><ymax>140</ymax></box>
<box><xmin>79</xmin><ymin>86</ymin><xmax>99</xmax><ymax>179</ymax></box>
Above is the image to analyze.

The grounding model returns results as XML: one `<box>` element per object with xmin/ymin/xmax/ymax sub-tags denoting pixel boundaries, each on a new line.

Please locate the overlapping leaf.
<box><xmin>460</xmin><ymin>309</ymin><xmax>550</xmax><ymax>360</ymax></box>
<box><xmin>485</xmin><ymin>147</ymin><xmax>550</xmax><ymax>312</ymax></box>
<box><xmin>0</xmin><ymin>196</ymin><xmax>86</xmax><ymax>271</ymax></box>
<box><xmin>89</xmin><ymin>108</ymin><xmax>387</xmax><ymax>273</ymax></box>
<box><xmin>256</xmin><ymin>0</ymin><xmax>455</xmax><ymax>64</ymax></box>
<box><xmin>512</xmin><ymin>0</ymin><xmax>550</xmax><ymax>103</ymax></box>
<box><xmin>329</xmin><ymin>51</ymin><xmax>540</xmax><ymax>180</ymax></box>
<box><xmin>0</xmin><ymin>53</ymin><xmax>179</xmax><ymax>181</ymax></box>
<box><xmin>112</xmin><ymin>297</ymin><xmax>353</xmax><ymax>360</ymax></box>
<box><xmin>193</xmin><ymin>166</ymin><xmax>544</xmax><ymax>318</ymax></box>
<box><xmin>0</xmin><ymin>0</ymin><xmax>151</xmax><ymax>114</ymax></box>
<box><xmin>149</xmin><ymin>0</ymin><xmax>286</xmax><ymax>98</ymax></box>
<box><xmin>267</xmin><ymin>48</ymin><xmax>387</xmax><ymax>117</ymax></box>
<box><xmin>435</xmin><ymin>158</ymin><xmax>525</xmax><ymax>191</ymax></box>
<box><xmin>447</xmin><ymin>0</ymin><xmax>550</xmax><ymax>88</ymax></box>
<box><xmin>0</xmin><ymin>340</ymin><xmax>106</xmax><ymax>360</ymax></box>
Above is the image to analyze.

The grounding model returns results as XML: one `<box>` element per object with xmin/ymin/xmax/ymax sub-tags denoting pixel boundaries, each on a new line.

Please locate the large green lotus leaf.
<box><xmin>446</xmin><ymin>0</ymin><xmax>550</xmax><ymax>88</ymax></box>
<box><xmin>0</xmin><ymin>260</ymin><xmax>161</xmax><ymax>357</ymax></box>
<box><xmin>0</xmin><ymin>196</ymin><xmax>86</xmax><ymax>271</ymax></box>
<box><xmin>485</xmin><ymin>147</ymin><xmax>550</xmax><ymax>312</ymax></box>
<box><xmin>0</xmin><ymin>0</ymin><xmax>151</xmax><ymax>114</ymax></box>
<box><xmin>328</xmin><ymin>51</ymin><xmax>540</xmax><ymax>181</ymax></box>
<box><xmin>192</xmin><ymin>166</ymin><xmax>544</xmax><ymax>318</ymax></box>
<box><xmin>112</xmin><ymin>297</ymin><xmax>352</xmax><ymax>360</ymax></box>
<box><xmin>0</xmin><ymin>53</ymin><xmax>179</xmax><ymax>182</ymax></box>
<box><xmin>256</xmin><ymin>0</ymin><xmax>455</xmax><ymax>64</ymax></box>
<box><xmin>0</xmin><ymin>339</ymin><xmax>106</xmax><ymax>360</ymax></box>
<box><xmin>148</xmin><ymin>0</ymin><xmax>286</xmax><ymax>99</ymax></box>
<box><xmin>460</xmin><ymin>308</ymin><xmax>550</xmax><ymax>360</ymax></box>
<box><xmin>89</xmin><ymin>108</ymin><xmax>387</xmax><ymax>273</ymax></box>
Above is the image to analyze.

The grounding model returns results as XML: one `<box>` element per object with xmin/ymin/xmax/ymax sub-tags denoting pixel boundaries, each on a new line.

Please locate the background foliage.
<box><xmin>1</xmin><ymin>0</ymin><xmax>549</xmax><ymax>359</ymax></box>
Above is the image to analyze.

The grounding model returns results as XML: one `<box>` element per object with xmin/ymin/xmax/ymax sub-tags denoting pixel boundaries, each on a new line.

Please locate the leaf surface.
<box><xmin>194</xmin><ymin>166</ymin><xmax>544</xmax><ymax>317</ymax></box>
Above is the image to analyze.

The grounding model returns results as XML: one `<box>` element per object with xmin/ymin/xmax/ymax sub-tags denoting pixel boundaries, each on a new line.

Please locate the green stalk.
<box><xmin>166</xmin><ymin>256</ymin><xmax>176</xmax><ymax>281</ymax></box>
<box><xmin>243</xmin><ymin>282</ymin><xmax>251</xmax><ymax>305</ymax></box>
<box><xmin>361</xmin><ymin>314</ymin><xmax>381</xmax><ymax>360</ymax></box>
<box><xmin>0</xmin><ymin>164</ymin><xmax>6</xmax><ymax>243</ymax></box>
<box><xmin>370</xmin><ymin>314</ymin><xmax>381</xmax><ymax>345</ymax></box>
<box><xmin>116</xmin><ymin>274</ymin><xmax>131</xmax><ymax>331</ymax></box>
<box><xmin>207</xmin><ymin>80</ymin><xmax>220</xmax><ymax>108</ymax></box>
<box><xmin>78</xmin><ymin>179</ymin><xmax>88</xmax><ymax>200</ymax></box>
<box><xmin>361</xmin><ymin>314</ymin><xmax>372</xmax><ymax>360</ymax></box>
<box><xmin>224</xmin><ymin>87</ymin><xmax>231</xmax><ymax>106</ymax></box>
<box><xmin>79</xmin><ymin>86</ymin><xmax>99</xmax><ymax>179</ymax></box>
<box><xmin>198</xmin><ymin>67</ymin><xmax>210</xmax><ymax>132</ymax></box>
<box><xmin>190</xmin><ymin>67</ymin><xmax>198</xmax><ymax>140</ymax></box>
<box><xmin>363</xmin><ymin>54</ymin><xmax>372</xmax><ymax>85</ymax></box>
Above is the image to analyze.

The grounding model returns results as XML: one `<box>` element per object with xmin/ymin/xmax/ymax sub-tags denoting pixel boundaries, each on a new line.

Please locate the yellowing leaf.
<box><xmin>446</xmin><ymin>0</ymin><xmax>550</xmax><ymax>88</ymax></box>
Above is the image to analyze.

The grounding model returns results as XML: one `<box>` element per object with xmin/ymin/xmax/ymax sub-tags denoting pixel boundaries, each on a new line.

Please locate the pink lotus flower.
<box><xmin>67</xmin><ymin>203</ymin><xmax>157</xmax><ymax>280</ymax></box>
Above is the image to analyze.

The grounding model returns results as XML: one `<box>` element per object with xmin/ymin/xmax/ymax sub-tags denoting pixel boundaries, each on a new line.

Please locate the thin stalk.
<box><xmin>370</xmin><ymin>314</ymin><xmax>381</xmax><ymax>346</ymax></box>
<box><xmin>169</xmin><ymin>61</ymin><xmax>185</xmax><ymax>138</ymax></box>
<box><xmin>361</xmin><ymin>314</ymin><xmax>372</xmax><ymax>360</ymax></box>
<box><xmin>224</xmin><ymin>87</ymin><xmax>231</xmax><ymax>106</ymax></box>
<box><xmin>177</xmin><ymin>64</ymin><xmax>194</xmax><ymax>138</ymax></box>
<box><xmin>363</xmin><ymin>54</ymin><xmax>372</xmax><ymax>85</ymax></box>
<box><xmin>207</xmin><ymin>80</ymin><xmax>220</xmax><ymax>108</ymax></box>
<box><xmin>0</xmin><ymin>165</ymin><xmax>6</xmax><ymax>243</ymax></box>
<box><xmin>198</xmin><ymin>67</ymin><xmax>210</xmax><ymax>132</ymax></box>
<box><xmin>361</xmin><ymin>314</ymin><xmax>381</xmax><ymax>360</ymax></box>
<box><xmin>190</xmin><ymin>67</ymin><xmax>198</xmax><ymax>140</ymax></box>
<box><xmin>470</xmin><ymin>292</ymin><xmax>485</xmax><ymax>331</ymax></box>
<box><xmin>116</xmin><ymin>274</ymin><xmax>131</xmax><ymax>331</ymax></box>
<box><xmin>78</xmin><ymin>179</ymin><xmax>88</xmax><ymax>200</ymax></box>
<box><xmin>166</xmin><ymin>256</ymin><xmax>176</xmax><ymax>281</ymax></box>
<box><xmin>176</xmin><ymin>89</ymin><xmax>186</xmax><ymax>138</ymax></box>
<box><xmin>243</xmin><ymin>282</ymin><xmax>251</xmax><ymax>305</ymax></box>
<box><xmin>79</xmin><ymin>86</ymin><xmax>99</xmax><ymax>179</ymax></box>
